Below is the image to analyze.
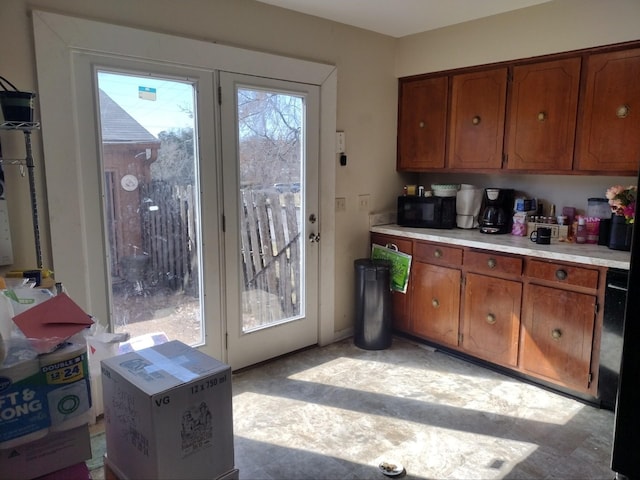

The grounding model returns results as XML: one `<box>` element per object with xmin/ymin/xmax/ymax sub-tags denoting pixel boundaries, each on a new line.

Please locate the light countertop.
<box><xmin>371</xmin><ymin>224</ymin><xmax>631</xmax><ymax>270</ymax></box>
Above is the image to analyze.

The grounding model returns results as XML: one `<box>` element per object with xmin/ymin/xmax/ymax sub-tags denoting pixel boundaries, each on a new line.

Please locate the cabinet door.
<box><xmin>411</xmin><ymin>262</ymin><xmax>460</xmax><ymax>347</ymax></box>
<box><xmin>397</xmin><ymin>76</ymin><xmax>448</xmax><ymax>171</ymax></box>
<box><xmin>505</xmin><ymin>58</ymin><xmax>581</xmax><ymax>171</ymax></box>
<box><xmin>520</xmin><ymin>284</ymin><xmax>596</xmax><ymax>393</ymax></box>
<box><xmin>371</xmin><ymin>233</ymin><xmax>413</xmax><ymax>333</ymax></box>
<box><xmin>448</xmin><ymin>68</ymin><xmax>507</xmax><ymax>170</ymax></box>
<box><xmin>462</xmin><ymin>273</ymin><xmax>522</xmax><ymax>367</ymax></box>
<box><xmin>575</xmin><ymin>48</ymin><xmax>640</xmax><ymax>173</ymax></box>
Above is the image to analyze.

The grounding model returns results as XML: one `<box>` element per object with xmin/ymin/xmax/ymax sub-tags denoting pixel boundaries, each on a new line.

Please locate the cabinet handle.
<box><xmin>486</xmin><ymin>313</ymin><xmax>496</xmax><ymax>324</ymax></box>
<box><xmin>551</xmin><ymin>329</ymin><xmax>562</xmax><ymax>340</ymax></box>
<box><xmin>434</xmin><ymin>249</ymin><xmax>443</xmax><ymax>258</ymax></box>
<box><xmin>487</xmin><ymin>258</ymin><xmax>497</xmax><ymax>269</ymax></box>
<box><xmin>472</xmin><ymin>115</ymin><xmax>481</xmax><ymax>125</ymax></box>
<box><xmin>616</xmin><ymin>104</ymin><xmax>630</xmax><ymax>119</ymax></box>
<box><xmin>537</xmin><ymin>111</ymin><xmax>547</xmax><ymax>122</ymax></box>
<box><xmin>419</xmin><ymin>121</ymin><xmax>425</xmax><ymax>128</ymax></box>
<box><xmin>432</xmin><ymin>298</ymin><xmax>440</xmax><ymax>308</ymax></box>
<box><xmin>555</xmin><ymin>269</ymin><xmax>567</xmax><ymax>281</ymax></box>
<box><xmin>386</xmin><ymin>243</ymin><xmax>399</xmax><ymax>251</ymax></box>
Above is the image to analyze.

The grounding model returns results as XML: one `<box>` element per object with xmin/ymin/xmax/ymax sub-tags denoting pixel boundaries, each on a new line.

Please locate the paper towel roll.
<box><xmin>39</xmin><ymin>342</ymin><xmax>92</xmax><ymax>432</ymax></box>
<box><xmin>0</xmin><ymin>343</ymin><xmax>50</xmax><ymax>449</ymax></box>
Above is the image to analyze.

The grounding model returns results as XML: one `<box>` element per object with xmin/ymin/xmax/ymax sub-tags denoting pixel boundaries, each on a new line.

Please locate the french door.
<box><xmin>75</xmin><ymin>61</ymin><xmax>319</xmax><ymax>369</ymax></box>
<box><xmin>33</xmin><ymin>11</ymin><xmax>334</xmax><ymax>369</ymax></box>
<box><xmin>220</xmin><ymin>72</ymin><xmax>319</xmax><ymax>369</ymax></box>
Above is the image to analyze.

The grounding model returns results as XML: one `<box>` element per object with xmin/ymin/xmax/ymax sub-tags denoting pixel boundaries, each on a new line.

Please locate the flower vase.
<box><xmin>608</xmin><ymin>215</ymin><xmax>633</xmax><ymax>251</ymax></box>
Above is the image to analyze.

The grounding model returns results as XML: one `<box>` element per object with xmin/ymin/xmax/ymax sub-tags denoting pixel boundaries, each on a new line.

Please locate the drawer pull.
<box><xmin>419</xmin><ymin>121</ymin><xmax>425</xmax><ymax>128</ymax></box>
<box><xmin>486</xmin><ymin>313</ymin><xmax>496</xmax><ymax>324</ymax></box>
<box><xmin>434</xmin><ymin>249</ymin><xmax>443</xmax><ymax>258</ymax></box>
<box><xmin>551</xmin><ymin>329</ymin><xmax>562</xmax><ymax>340</ymax></box>
<box><xmin>432</xmin><ymin>298</ymin><xmax>440</xmax><ymax>308</ymax></box>
<box><xmin>555</xmin><ymin>269</ymin><xmax>568</xmax><ymax>281</ymax></box>
<box><xmin>472</xmin><ymin>115</ymin><xmax>481</xmax><ymax>125</ymax></box>
<box><xmin>487</xmin><ymin>258</ymin><xmax>497</xmax><ymax>269</ymax></box>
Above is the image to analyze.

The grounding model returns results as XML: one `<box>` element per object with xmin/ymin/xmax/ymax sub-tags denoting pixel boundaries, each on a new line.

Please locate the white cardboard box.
<box><xmin>101</xmin><ymin>340</ymin><xmax>234</xmax><ymax>480</ymax></box>
<box><xmin>0</xmin><ymin>424</ymin><xmax>91</xmax><ymax>480</ymax></box>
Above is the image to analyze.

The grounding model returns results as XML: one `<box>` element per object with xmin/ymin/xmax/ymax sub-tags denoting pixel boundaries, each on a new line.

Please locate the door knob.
<box><xmin>309</xmin><ymin>233</ymin><xmax>320</xmax><ymax>243</ymax></box>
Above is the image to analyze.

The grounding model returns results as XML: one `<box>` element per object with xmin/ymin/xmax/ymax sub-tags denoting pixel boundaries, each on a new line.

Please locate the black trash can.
<box><xmin>354</xmin><ymin>258</ymin><xmax>392</xmax><ymax>350</ymax></box>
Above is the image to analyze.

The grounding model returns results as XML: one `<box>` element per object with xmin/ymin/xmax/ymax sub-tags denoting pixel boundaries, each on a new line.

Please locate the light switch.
<box><xmin>336</xmin><ymin>132</ymin><xmax>346</xmax><ymax>154</ymax></box>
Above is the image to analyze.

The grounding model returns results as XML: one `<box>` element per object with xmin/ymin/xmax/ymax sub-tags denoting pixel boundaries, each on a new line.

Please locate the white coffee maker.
<box><xmin>456</xmin><ymin>184</ymin><xmax>483</xmax><ymax>229</ymax></box>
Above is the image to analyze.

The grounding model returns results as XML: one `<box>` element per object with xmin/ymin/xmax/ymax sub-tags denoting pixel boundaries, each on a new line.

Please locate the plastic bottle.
<box><xmin>576</xmin><ymin>217</ymin><xmax>587</xmax><ymax>244</ymax></box>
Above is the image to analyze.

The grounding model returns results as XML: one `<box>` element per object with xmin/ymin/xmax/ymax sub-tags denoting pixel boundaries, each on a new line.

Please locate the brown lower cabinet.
<box><xmin>372</xmin><ymin>233</ymin><xmax>605</xmax><ymax>399</ymax></box>
<box><xmin>462</xmin><ymin>272</ymin><xmax>522</xmax><ymax>368</ymax></box>
<box><xmin>412</xmin><ymin>262</ymin><xmax>461</xmax><ymax>347</ymax></box>
<box><xmin>520</xmin><ymin>284</ymin><xmax>596</xmax><ymax>392</ymax></box>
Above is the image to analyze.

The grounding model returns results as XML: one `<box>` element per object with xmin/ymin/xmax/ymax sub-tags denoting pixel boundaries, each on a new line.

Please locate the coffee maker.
<box><xmin>479</xmin><ymin>188</ymin><xmax>514</xmax><ymax>234</ymax></box>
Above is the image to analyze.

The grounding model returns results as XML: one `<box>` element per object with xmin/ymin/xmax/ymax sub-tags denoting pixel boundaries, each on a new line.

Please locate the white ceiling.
<box><xmin>256</xmin><ymin>0</ymin><xmax>553</xmax><ymax>38</ymax></box>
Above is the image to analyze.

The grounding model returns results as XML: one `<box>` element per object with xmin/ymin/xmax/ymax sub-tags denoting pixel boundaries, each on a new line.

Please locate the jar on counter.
<box><xmin>575</xmin><ymin>217</ymin><xmax>587</xmax><ymax>244</ymax></box>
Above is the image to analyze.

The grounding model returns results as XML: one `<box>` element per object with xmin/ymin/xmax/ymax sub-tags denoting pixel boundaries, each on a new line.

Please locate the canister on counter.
<box><xmin>588</xmin><ymin>198</ymin><xmax>611</xmax><ymax>219</ymax></box>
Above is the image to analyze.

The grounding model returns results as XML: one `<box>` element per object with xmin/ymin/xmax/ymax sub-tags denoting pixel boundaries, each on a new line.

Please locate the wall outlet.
<box><xmin>358</xmin><ymin>194</ymin><xmax>370</xmax><ymax>212</ymax></box>
<box><xmin>335</xmin><ymin>197</ymin><xmax>346</xmax><ymax>212</ymax></box>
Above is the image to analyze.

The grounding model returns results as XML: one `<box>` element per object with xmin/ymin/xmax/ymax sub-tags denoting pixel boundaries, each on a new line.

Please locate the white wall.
<box><xmin>396</xmin><ymin>0</ymin><xmax>640</xmax><ymax>76</ymax></box>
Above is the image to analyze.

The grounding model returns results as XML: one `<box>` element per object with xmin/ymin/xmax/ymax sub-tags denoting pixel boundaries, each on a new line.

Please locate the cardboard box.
<box><xmin>101</xmin><ymin>341</ymin><xmax>234</xmax><ymax>480</ymax></box>
<box><xmin>104</xmin><ymin>453</ymin><xmax>239</xmax><ymax>480</ymax></box>
<box><xmin>103</xmin><ymin>454</ymin><xmax>127</xmax><ymax>480</ymax></box>
<box><xmin>0</xmin><ymin>424</ymin><xmax>91</xmax><ymax>480</ymax></box>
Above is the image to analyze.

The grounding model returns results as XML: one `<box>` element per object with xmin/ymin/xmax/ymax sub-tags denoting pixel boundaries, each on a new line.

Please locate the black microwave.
<box><xmin>397</xmin><ymin>195</ymin><xmax>456</xmax><ymax>229</ymax></box>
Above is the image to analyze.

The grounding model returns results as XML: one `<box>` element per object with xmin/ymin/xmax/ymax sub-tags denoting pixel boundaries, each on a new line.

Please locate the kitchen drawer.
<box><xmin>464</xmin><ymin>250</ymin><xmax>523</xmax><ymax>276</ymax></box>
<box><xmin>414</xmin><ymin>241</ymin><xmax>463</xmax><ymax>266</ymax></box>
<box><xmin>525</xmin><ymin>259</ymin><xmax>599</xmax><ymax>290</ymax></box>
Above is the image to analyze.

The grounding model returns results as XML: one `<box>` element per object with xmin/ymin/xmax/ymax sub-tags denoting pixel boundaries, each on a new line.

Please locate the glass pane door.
<box><xmin>236</xmin><ymin>86</ymin><xmax>305</xmax><ymax>332</ymax></box>
<box><xmin>221</xmin><ymin>72</ymin><xmax>319</xmax><ymax>370</ymax></box>
<box><xmin>97</xmin><ymin>71</ymin><xmax>203</xmax><ymax>346</ymax></box>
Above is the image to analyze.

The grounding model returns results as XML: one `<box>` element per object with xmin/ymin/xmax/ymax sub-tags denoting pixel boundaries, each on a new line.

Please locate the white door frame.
<box><xmin>32</xmin><ymin>11</ymin><xmax>337</xmax><ymax>362</ymax></box>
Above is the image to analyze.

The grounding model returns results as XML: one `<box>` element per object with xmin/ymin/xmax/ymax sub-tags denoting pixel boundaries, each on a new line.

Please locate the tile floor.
<box><xmin>91</xmin><ymin>336</ymin><xmax>616</xmax><ymax>479</ymax></box>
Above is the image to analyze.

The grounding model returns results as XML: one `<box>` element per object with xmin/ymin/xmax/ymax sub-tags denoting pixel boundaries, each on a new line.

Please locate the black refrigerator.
<box><xmin>610</xmin><ymin>172</ymin><xmax>640</xmax><ymax>479</ymax></box>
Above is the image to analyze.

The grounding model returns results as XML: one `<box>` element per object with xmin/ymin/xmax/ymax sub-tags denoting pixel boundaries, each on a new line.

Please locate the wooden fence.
<box><xmin>138</xmin><ymin>181</ymin><xmax>197</xmax><ymax>293</ymax></box>
<box><xmin>137</xmin><ymin>182</ymin><xmax>301</xmax><ymax>321</ymax></box>
<box><xmin>240</xmin><ymin>188</ymin><xmax>301</xmax><ymax>326</ymax></box>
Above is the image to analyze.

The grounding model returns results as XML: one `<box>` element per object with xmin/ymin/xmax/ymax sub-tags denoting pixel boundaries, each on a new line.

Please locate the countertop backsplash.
<box><xmin>415</xmin><ymin>173</ymin><xmax>637</xmax><ymax>217</ymax></box>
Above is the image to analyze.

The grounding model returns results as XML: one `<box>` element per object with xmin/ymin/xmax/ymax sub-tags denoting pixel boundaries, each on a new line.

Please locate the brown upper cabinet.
<box><xmin>397</xmin><ymin>41</ymin><xmax>640</xmax><ymax>175</ymax></box>
<box><xmin>448</xmin><ymin>68</ymin><xmax>507</xmax><ymax>170</ymax></box>
<box><xmin>575</xmin><ymin>47</ymin><xmax>640</xmax><ymax>173</ymax></box>
<box><xmin>505</xmin><ymin>57</ymin><xmax>581</xmax><ymax>171</ymax></box>
<box><xmin>397</xmin><ymin>76</ymin><xmax>448</xmax><ymax>170</ymax></box>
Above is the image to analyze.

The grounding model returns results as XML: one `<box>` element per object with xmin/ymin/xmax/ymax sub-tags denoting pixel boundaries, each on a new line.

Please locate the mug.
<box><xmin>530</xmin><ymin>227</ymin><xmax>552</xmax><ymax>245</ymax></box>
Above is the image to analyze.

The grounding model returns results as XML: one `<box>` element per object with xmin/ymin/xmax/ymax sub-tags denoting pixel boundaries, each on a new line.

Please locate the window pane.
<box><xmin>236</xmin><ymin>87</ymin><xmax>305</xmax><ymax>333</ymax></box>
<box><xmin>97</xmin><ymin>71</ymin><xmax>203</xmax><ymax>345</ymax></box>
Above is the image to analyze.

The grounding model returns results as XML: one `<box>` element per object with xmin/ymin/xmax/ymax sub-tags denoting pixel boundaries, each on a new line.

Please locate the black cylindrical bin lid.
<box><xmin>354</xmin><ymin>258</ymin><xmax>391</xmax><ymax>280</ymax></box>
<box><xmin>354</xmin><ymin>258</ymin><xmax>392</xmax><ymax>269</ymax></box>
